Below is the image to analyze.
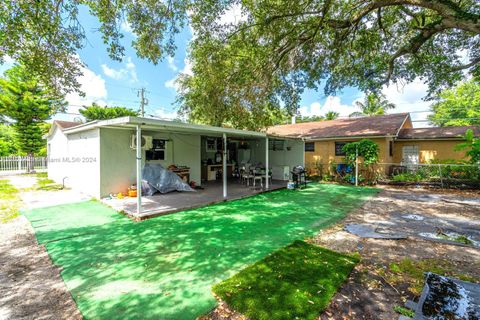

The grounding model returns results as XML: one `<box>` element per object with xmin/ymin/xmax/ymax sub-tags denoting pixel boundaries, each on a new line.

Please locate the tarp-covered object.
<box><xmin>142</xmin><ymin>163</ymin><xmax>194</xmax><ymax>195</ymax></box>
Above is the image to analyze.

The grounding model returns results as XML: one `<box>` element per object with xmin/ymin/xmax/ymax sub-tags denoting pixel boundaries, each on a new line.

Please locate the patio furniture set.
<box><xmin>239</xmin><ymin>164</ymin><xmax>272</xmax><ymax>189</ymax></box>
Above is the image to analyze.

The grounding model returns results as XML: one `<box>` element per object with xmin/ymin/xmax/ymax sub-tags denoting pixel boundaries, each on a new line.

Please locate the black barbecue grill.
<box><xmin>291</xmin><ymin>166</ymin><xmax>307</xmax><ymax>188</ymax></box>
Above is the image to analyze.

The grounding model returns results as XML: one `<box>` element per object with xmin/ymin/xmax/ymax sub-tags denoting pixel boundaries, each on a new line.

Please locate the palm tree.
<box><xmin>350</xmin><ymin>92</ymin><xmax>396</xmax><ymax>117</ymax></box>
<box><xmin>324</xmin><ymin>111</ymin><xmax>339</xmax><ymax>120</ymax></box>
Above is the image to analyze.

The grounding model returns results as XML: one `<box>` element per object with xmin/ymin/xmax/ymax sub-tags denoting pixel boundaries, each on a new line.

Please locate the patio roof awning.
<box><xmin>63</xmin><ymin>116</ymin><xmax>281</xmax><ymax>216</ymax></box>
<box><xmin>63</xmin><ymin>116</ymin><xmax>268</xmax><ymax>139</ymax></box>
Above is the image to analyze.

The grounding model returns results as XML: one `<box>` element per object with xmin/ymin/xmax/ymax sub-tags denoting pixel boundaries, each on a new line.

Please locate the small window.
<box><xmin>305</xmin><ymin>142</ymin><xmax>315</xmax><ymax>152</ymax></box>
<box><xmin>269</xmin><ymin>139</ymin><xmax>285</xmax><ymax>151</ymax></box>
<box><xmin>389</xmin><ymin>141</ymin><xmax>394</xmax><ymax>157</ymax></box>
<box><xmin>146</xmin><ymin>139</ymin><xmax>166</xmax><ymax>161</ymax></box>
<box><xmin>335</xmin><ymin>142</ymin><xmax>348</xmax><ymax>156</ymax></box>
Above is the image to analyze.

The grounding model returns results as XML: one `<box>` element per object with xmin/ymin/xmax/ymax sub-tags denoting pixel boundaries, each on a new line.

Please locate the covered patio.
<box><xmin>102</xmin><ymin>179</ymin><xmax>286</xmax><ymax>220</ymax></box>
<box><xmin>58</xmin><ymin>116</ymin><xmax>304</xmax><ymax>218</ymax></box>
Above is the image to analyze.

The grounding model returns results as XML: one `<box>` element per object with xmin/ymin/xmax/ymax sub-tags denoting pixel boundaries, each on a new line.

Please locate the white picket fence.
<box><xmin>0</xmin><ymin>156</ymin><xmax>48</xmax><ymax>175</ymax></box>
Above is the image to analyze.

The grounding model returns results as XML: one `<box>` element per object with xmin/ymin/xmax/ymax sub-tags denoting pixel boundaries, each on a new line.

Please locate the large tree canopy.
<box><xmin>0</xmin><ymin>0</ymin><xmax>189</xmax><ymax>95</ymax></box>
<box><xmin>1</xmin><ymin>0</ymin><xmax>479</xmax><ymax>113</ymax></box>
<box><xmin>429</xmin><ymin>79</ymin><xmax>480</xmax><ymax>127</ymax></box>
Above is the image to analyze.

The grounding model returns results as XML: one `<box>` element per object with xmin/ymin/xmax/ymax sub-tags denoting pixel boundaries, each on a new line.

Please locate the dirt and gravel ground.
<box><xmin>0</xmin><ymin>175</ymin><xmax>84</xmax><ymax>320</ymax></box>
<box><xmin>314</xmin><ymin>187</ymin><xmax>480</xmax><ymax>320</ymax></box>
<box><xmin>206</xmin><ymin>186</ymin><xmax>480</xmax><ymax>320</ymax></box>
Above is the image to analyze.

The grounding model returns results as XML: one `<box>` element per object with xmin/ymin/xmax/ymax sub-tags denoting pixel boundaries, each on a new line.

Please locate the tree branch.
<box><xmin>449</xmin><ymin>56</ymin><xmax>480</xmax><ymax>72</ymax></box>
<box><xmin>383</xmin><ymin>20</ymin><xmax>448</xmax><ymax>83</ymax></box>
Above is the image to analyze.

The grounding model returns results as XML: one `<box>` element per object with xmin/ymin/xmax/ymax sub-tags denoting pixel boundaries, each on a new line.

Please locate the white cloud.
<box><xmin>101</xmin><ymin>57</ymin><xmax>138</xmax><ymax>83</ymax></box>
<box><xmin>299</xmin><ymin>79</ymin><xmax>433</xmax><ymax>128</ymax></box>
<box><xmin>0</xmin><ymin>55</ymin><xmax>16</xmax><ymax>74</ymax></box>
<box><xmin>3</xmin><ymin>55</ymin><xmax>15</xmax><ymax>65</ymax></box>
<box><xmin>65</xmin><ymin>66</ymin><xmax>108</xmax><ymax>114</ymax></box>
<box><xmin>120</xmin><ymin>20</ymin><xmax>137</xmax><ymax>38</ymax></box>
<box><xmin>167</xmin><ymin>56</ymin><xmax>178</xmax><ymax>72</ymax></box>
<box><xmin>164</xmin><ymin>58</ymin><xmax>193</xmax><ymax>91</ymax></box>
<box><xmin>154</xmin><ymin>108</ymin><xmax>178</xmax><ymax>120</ymax></box>
<box><xmin>382</xmin><ymin>79</ymin><xmax>433</xmax><ymax>127</ymax></box>
<box><xmin>164</xmin><ymin>78</ymin><xmax>178</xmax><ymax>91</ymax></box>
<box><xmin>299</xmin><ymin>96</ymin><xmax>362</xmax><ymax>118</ymax></box>
<box><xmin>219</xmin><ymin>4</ymin><xmax>247</xmax><ymax>25</ymax></box>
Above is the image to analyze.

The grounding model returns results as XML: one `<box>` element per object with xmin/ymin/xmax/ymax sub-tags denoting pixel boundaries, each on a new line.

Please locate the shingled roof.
<box><xmin>267</xmin><ymin>113</ymin><xmax>410</xmax><ymax>140</ymax></box>
<box><xmin>398</xmin><ymin>126</ymin><xmax>480</xmax><ymax>140</ymax></box>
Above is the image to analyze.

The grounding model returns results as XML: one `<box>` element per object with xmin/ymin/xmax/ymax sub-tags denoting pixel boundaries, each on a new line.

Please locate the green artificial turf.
<box><xmin>23</xmin><ymin>183</ymin><xmax>378</xmax><ymax>319</ymax></box>
<box><xmin>213</xmin><ymin>240</ymin><xmax>359</xmax><ymax>320</ymax></box>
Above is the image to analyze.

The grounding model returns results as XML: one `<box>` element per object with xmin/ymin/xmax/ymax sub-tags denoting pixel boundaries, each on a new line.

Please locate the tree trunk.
<box><xmin>27</xmin><ymin>153</ymin><xmax>34</xmax><ymax>173</ymax></box>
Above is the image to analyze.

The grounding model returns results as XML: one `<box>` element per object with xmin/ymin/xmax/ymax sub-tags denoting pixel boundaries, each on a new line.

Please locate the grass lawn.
<box><xmin>0</xmin><ymin>179</ymin><xmax>20</xmax><ymax>222</ymax></box>
<box><xmin>23</xmin><ymin>183</ymin><xmax>378</xmax><ymax>319</ymax></box>
<box><xmin>213</xmin><ymin>240</ymin><xmax>359</xmax><ymax>320</ymax></box>
<box><xmin>34</xmin><ymin>172</ymin><xmax>63</xmax><ymax>191</ymax></box>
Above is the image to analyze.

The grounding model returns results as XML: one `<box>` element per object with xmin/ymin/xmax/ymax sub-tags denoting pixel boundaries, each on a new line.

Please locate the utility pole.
<box><xmin>137</xmin><ymin>88</ymin><xmax>148</xmax><ymax>117</ymax></box>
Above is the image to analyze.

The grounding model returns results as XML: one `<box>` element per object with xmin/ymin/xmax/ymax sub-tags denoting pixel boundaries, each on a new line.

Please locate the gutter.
<box><xmin>62</xmin><ymin>116</ymin><xmax>269</xmax><ymax>138</ymax></box>
<box><xmin>304</xmin><ymin>135</ymin><xmax>396</xmax><ymax>141</ymax></box>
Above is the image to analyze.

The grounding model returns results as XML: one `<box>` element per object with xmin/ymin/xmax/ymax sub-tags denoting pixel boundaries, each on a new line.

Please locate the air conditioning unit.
<box><xmin>130</xmin><ymin>135</ymin><xmax>153</xmax><ymax>150</ymax></box>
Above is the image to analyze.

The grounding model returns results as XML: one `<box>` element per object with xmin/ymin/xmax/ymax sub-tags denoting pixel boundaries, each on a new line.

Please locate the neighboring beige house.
<box><xmin>267</xmin><ymin>113</ymin><xmax>479</xmax><ymax>174</ymax></box>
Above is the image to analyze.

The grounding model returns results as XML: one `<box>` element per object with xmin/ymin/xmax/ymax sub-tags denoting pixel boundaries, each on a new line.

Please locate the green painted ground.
<box><xmin>24</xmin><ymin>183</ymin><xmax>378</xmax><ymax>320</ymax></box>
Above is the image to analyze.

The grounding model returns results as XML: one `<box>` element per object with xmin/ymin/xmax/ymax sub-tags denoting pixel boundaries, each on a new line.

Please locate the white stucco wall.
<box><xmin>98</xmin><ymin>128</ymin><xmax>202</xmax><ymax>197</ymax></box>
<box><xmin>99</xmin><ymin>128</ymin><xmax>137</xmax><ymax>197</ymax></box>
<box><xmin>143</xmin><ymin>130</ymin><xmax>201</xmax><ymax>185</ymax></box>
<box><xmin>47</xmin><ymin>126</ymin><xmax>69</xmax><ymax>184</ymax></box>
<box><xmin>48</xmin><ymin>128</ymin><xmax>101</xmax><ymax>197</ymax></box>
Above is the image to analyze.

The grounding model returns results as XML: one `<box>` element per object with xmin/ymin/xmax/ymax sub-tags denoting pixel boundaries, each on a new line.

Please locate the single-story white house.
<box><xmin>46</xmin><ymin>117</ymin><xmax>304</xmax><ymax>217</ymax></box>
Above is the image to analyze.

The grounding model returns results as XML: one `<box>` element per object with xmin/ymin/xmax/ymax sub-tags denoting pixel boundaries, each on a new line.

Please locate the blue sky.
<box><xmin>1</xmin><ymin>5</ymin><xmax>433</xmax><ymax>126</ymax></box>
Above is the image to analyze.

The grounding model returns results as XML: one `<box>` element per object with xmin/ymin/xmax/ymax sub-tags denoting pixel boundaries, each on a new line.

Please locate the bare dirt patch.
<box><xmin>0</xmin><ymin>215</ymin><xmax>82</xmax><ymax>320</ymax></box>
<box><xmin>0</xmin><ymin>175</ymin><xmax>84</xmax><ymax>320</ymax></box>
<box><xmin>204</xmin><ymin>186</ymin><xmax>480</xmax><ymax>320</ymax></box>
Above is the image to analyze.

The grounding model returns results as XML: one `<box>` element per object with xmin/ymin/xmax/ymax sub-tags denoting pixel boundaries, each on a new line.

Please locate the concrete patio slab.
<box><xmin>102</xmin><ymin>179</ymin><xmax>287</xmax><ymax>220</ymax></box>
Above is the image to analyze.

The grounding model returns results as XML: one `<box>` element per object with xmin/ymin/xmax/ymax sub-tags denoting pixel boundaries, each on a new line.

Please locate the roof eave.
<box><xmin>304</xmin><ymin>134</ymin><xmax>396</xmax><ymax>141</ymax></box>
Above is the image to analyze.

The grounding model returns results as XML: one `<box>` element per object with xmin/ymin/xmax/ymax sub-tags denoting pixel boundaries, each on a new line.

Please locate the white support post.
<box><xmin>222</xmin><ymin>133</ymin><xmax>227</xmax><ymax>199</ymax></box>
<box><xmin>265</xmin><ymin>137</ymin><xmax>269</xmax><ymax>190</ymax></box>
<box><xmin>355</xmin><ymin>145</ymin><xmax>359</xmax><ymax>187</ymax></box>
<box><xmin>136</xmin><ymin>125</ymin><xmax>142</xmax><ymax>215</ymax></box>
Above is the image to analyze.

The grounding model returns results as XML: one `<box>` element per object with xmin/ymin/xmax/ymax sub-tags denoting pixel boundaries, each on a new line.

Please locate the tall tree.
<box><xmin>428</xmin><ymin>79</ymin><xmax>480</xmax><ymax>127</ymax></box>
<box><xmin>80</xmin><ymin>104</ymin><xmax>139</xmax><ymax>122</ymax></box>
<box><xmin>0</xmin><ymin>65</ymin><xmax>65</xmax><ymax>169</ymax></box>
<box><xmin>1</xmin><ymin>0</ymin><xmax>479</xmax><ymax>97</ymax></box>
<box><xmin>0</xmin><ymin>124</ymin><xmax>17</xmax><ymax>156</ymax></box>
<box><xmin>176</xmin><ymin>38</ymin><xmax>290</xmax><ymax>130</ymax></box>
<box><xmin>350</xmin><ymin>93</ymin><xmax>396</xmax><ymax>117</ymax></box>
<box><xmin>325</xmin><ymin>111</ymin><xmax>340</xmax><ymax>120</ymax></box>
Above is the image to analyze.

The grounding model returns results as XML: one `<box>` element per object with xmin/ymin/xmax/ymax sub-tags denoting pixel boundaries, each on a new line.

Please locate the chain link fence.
<box><xmin>305</xmin><ymin>160</ymin><xmax>480</xmax><ymax>189</ymax></box>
